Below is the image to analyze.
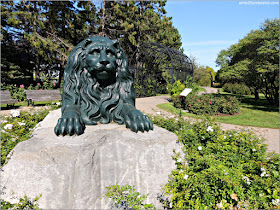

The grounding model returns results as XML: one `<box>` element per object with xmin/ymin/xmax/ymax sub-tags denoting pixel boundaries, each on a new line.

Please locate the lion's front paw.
<box><xmin>124</xmin><ymin>110</ymin><xmax>154</xmax><ymax>133</ymax></box>
<box><xmin>54</xmin><ymin>115</ymin><xmax>85</xmax><ymax>136</ymax></box>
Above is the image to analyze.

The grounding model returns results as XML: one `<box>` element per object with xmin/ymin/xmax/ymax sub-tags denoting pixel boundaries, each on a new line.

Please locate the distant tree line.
<box><xmin>215</xmin><ymin>19</ymin><xmax>279</xmax><ymax>105</ymax></box>
<box><xmin>1</xmin><ymin>1</ymin><xmax>182</xmax><ymax>87</ymax></box>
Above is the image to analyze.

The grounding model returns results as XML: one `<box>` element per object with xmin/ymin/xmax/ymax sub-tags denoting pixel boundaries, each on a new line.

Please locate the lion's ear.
<box><xmin>84</xmin><ymin>39</ymin><xmax>92</xmax><ymax>48</ymax></box>
<box><xmin>112</xmin><ymin>39</ymin><xmax>120</xmax><ymax>49</ymax></box>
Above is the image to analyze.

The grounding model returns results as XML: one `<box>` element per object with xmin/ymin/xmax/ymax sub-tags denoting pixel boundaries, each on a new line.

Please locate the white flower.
<box><xmin>156</xmin><ymin>112</ymin><xmax>161</xmax><ymax>115</ymax></box>
<box><xmin>6</xmin><ymin>195</ymin><xmax>19</xmax><ymax>204</ymax></box>
<box><xmin>56</xmin><ymin>102</ymin><xmax>61</xmax><ymax>106</ymax></box>
<box><xmin>229</xmin><ymin>134</ymin><xmax>232</xmax><ymax>137</ymax></box>
<box><xmin>224</xmin><ymin>172</ymin><xmax>228</xmax><ymax>175</ymax></box>
<box><xmin>52</xmin><ymin>102</ymin><xmax>55</xmax><ymax>104</ymax></box>
<box><xmin>252</xmin><ymin>148</ymin><xmax>256</xmax><ymax>152</ymax></box>
<box><xmin>261</xmin><ymin>167</ymin><xmax>266</xmax><ymax>172</ymax></box>
<box><xmin>272</xmin><ymin>199</ymin><xmax>280</xmax><ymax>206</ymax></box>
<box><xmin>1</xmin><ymin>120</ymin><xmax>8</xmax><ymax>123</ymax></box>
<box><xmin>201</xmin><ymin>136</ymin><xmax>205</xmax><ymax>140</ymax></box>
<box><xmin>242</xmin><ymin>176</ymin><xmax>251</xmax><ymax>185</ymax></box>
<box><xmin>198</xmin><ymin>146</ymin><xmax>202</xmax><ymax>150</ymax></box>
<box><xmin>224</xmin><ymin>135</ymin><xmax>227</xmax><ymax>139</ymax></box>
<box><xmin>177</xmin><ymin>158</ymin><xmax>182</xmax><ymax>162</ymax></box>
<box><xmin>18</xmin><ymin>122</ymin><xmax>26</xmax><ymax>126</ymax></box>
<box><xmin>4</xmin><ymin>124</ymin><xmax>13</xmax><ymax>130</ymax></box>
<box><xmin>184</xmin><ymin>174</ymin><xmax>189</xmax><ymax>180</ymax></box>
<box><xmin>10</xmin><ymin>110</ymin><xmax>20</xmax><ymax>117</ymax></box>
<box><xmin>206</xmin><ymin>126</ymin><xmax>213</xmax><ymax>132</ymax></box>
<box><xmin>216</xmin><ymin>202</ymin><xmax>223</xmax><ymax>208</ymax></box>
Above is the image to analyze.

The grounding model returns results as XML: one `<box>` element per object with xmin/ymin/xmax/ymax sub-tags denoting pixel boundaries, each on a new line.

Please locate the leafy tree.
<box><xmin>1</xmin><ymin>1</ymin><xmax>98</xmax><ymax>86</ymax></box>
<box><xmin>193</xmin><ymin>65</ymin><xmax>215</xmax><ymax>87</ymax></box>
<box><xmin>216</xmin><ymin>19</ymin><xmax>279</xmax><ymax>105</ymax></box>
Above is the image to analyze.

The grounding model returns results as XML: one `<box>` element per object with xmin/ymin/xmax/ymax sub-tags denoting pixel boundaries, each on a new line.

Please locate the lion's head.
<box><xmin>62</xmin><ymin>36</ymin><xmax>135</xmax><ymax>126</ymax></box>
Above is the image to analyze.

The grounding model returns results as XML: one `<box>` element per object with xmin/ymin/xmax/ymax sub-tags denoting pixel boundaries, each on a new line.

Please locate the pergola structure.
<box><xmin>129</xmin><ymin>42</ymin><xmax>193</xmax><ymax>98</ymax></box>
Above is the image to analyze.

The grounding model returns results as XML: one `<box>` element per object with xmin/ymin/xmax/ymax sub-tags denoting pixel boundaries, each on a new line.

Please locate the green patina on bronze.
<box><xmin>55</xmin><ymin>36</ymin><xmax>153</xmax><ymax>136</ymax></box>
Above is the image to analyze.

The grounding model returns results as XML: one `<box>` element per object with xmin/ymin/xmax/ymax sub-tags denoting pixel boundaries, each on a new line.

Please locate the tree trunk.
<box><xmin>254</xmin><ymin>89</ymin><xmax>259</xmax><ymax>100</ymax></box>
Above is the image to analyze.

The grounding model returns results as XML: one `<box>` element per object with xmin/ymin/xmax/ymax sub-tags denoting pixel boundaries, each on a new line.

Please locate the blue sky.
<box><xmin>165</xmin><ymin>1</ymin><xmax>279</xmax><ymax>71</ymax></box>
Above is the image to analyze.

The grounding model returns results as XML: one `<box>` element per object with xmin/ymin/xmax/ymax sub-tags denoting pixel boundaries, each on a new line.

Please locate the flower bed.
<box><xmin>1</xmin><ymin>105</ymin><xmax>60</xmax><ymax>166</ymax></box>
<box><xmin>172</xmin><ymin>94</ymin><xmax>241</xmax><ymax>115</ymax></box>
<box><xmin>150</xmin><ymin>115</ymin><xmax>280</xmax><ymax>209</ymax></box>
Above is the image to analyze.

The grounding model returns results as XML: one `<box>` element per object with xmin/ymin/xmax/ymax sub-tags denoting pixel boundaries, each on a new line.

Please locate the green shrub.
<box><xmin>104</xmin><ymin>183</ymin><xmax>155</xmax><ymax>210</ymax></box>
<box><xmin>1</xmin><ymin>84</ymin><xmax>27</xmax><ymax>102</ymax></box>
<box><xmin>1</xmin><ymin>195</ymin><xmax>41</xmax><ymax>209</ymax></box>
<box><xmin>149</xmin><ymin>115</ymin><xmax>280</xmax><ymax>209</ymax></box>
<box><xmin>0</xmin><ymin>106</ymin><xmax>60</xmax><ymax>166</ymax></box>
<box><xmin>171</xmin><ymin>80</ymin><xmax>185</xmax><ymax>96</ymax></box>
<box><xmin>223</xmin><ymin>83</ymin><xmax>251</xmax><ymax>95</ymax></box>
<box><xmin>173</xmin><ymin>94</ymin><xmax>241</xmax><ymax>115</ymax></box>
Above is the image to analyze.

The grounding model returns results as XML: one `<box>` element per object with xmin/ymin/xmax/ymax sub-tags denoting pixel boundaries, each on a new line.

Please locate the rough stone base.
<box><xmin>0</xmin><ymin>109</ymin><xmax>180</xmax><ymax>209</ymax></box>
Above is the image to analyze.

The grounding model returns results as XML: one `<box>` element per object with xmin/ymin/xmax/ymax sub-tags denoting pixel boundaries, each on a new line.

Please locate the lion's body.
<box><xmin>62</xmin><ymin>37</ymin><xmax>134</xmax><ymax>125</ymax></box>
<box><xmin>55</xmin><ymin>36</ymin><xmax>153</xmax><ymax>135</ymax></box>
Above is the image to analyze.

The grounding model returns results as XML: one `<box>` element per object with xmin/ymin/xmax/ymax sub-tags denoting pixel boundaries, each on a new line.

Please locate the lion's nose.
<box><xmin>100</xmin><ymin>51</ymin><xmax>109</xmax><ymax>65</ymax></box>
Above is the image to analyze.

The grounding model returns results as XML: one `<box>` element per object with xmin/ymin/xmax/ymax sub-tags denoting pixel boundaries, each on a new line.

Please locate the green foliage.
<box><xmin>1</xmin><ymin>83</ymin><xmax>26</xmax><ymax>102</ymax></box>
<box><xmin>150</xmin><ymin>115</ymin><xmax>280</xmax><ymax>209</ymax></box>
<box><xmin>193</xmin><ymin>65</ymin><xmax>215</xmax><ymax>87</ymax></box>
<box><xmin>0</xmin><ymin>107</ymin><xmax>61</xmax><ymax>166</ymax></box>
<box><xmin>1</xmin><ymin>1</ymin><xmax>182</xmax><ymax>92</ymax></box>
<box><xmin>223</xmin><ymin>83</ymin><xmax>251</xmax><ymax>95</ymax></box>
<box><xmin>104</xmin><ymin>183</ymin><xmax>155</xmax><ymax>210</ymax></box>
<box><xmin>216</xmin><ymin>19</ymin><xmax>279</xmax><ymax>105</ymax></box>
<box><xmin>1</xmin><ymin>195</ymin><xmax>41</xmax><ymax>209</ymax></box>
<box><xmin>171</xmin><ymin>80</ymin><xmax>185</xmax><ymax>96</ymax></box>
<box><xmin>172</xmin><ymin>94</ymin><xmax>241</xmax><ymax>115</ymax></box>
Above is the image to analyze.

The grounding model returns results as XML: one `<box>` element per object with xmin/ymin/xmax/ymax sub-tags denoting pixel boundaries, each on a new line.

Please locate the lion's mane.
<box><xmin>61</xmin><ymin>37</ymin><xmax>135</xmax><ymax>125</ymax></box>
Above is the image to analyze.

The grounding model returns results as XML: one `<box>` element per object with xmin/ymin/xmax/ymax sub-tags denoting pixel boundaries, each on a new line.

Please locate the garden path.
<box><xmin>135</xmin><ymin>95</ymin><xmax>279</xmax><ymax>154</ymax></box>
<box><xmin>1</xmin><ymin>91</ymin><xmax>278</xmax><ymax>153</ymax></box>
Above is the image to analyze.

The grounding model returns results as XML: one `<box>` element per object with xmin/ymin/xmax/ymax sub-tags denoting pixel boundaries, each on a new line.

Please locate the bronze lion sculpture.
<box><xmin>55</xmin><ymin>36</ymin><xmax>153</xmax><ymax>136</ymax></box>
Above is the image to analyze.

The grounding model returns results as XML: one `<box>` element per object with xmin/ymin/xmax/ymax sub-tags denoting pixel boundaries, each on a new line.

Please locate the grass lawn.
<box><xmin>1</xmin><ymin>100</ymin><xmax>61</xmax><ymax>109</ymax></box>
<box><xmin>157</xmin><ymin>93</ymin><xmax>279</xmax><ymax>129</ymax></box>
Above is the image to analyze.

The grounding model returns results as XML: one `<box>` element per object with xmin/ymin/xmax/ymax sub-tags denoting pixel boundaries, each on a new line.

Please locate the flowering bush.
<box><xmin>27</xmin><ymin>80</ymin><xmax>57</xmax><ymax>90</ymax></box>
<box><xmin>1</xmin><ymin>81</ymin><xmax>59</xmax><ymax>102</ymax></box>
<box><xmin>150</xmin><ymin>115</ymin><xmax>280</xmax><ymax>209</ymax></box>
<box><xmin>1</xmin><ymin>108</ymin><xmax>55</xmax><ymax>165</ymax></box>
<box><xmin>1</xmin><ymin>83</ymin><xmax>26</xmax><ymax>102</ymax></box>
<box><xmin>172</xmin><ymin>94</ymin><xmax>241</xmax><ymax>115</ymax></box>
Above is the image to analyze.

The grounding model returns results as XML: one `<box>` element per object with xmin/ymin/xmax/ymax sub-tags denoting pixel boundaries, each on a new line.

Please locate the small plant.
<box><xmin>171</xmin><ymin>80</ymin><xmax>185</xmax><ymax>96</ymax></box>
<box><xmin>1</xmin><ymin>195</ymin><xmax>41</xmax><ymax>209</ymax></box>
<box><xmin>104</xmin><ymin>183</ymin><xmax>155</xmax><ymax>209</ymax></box>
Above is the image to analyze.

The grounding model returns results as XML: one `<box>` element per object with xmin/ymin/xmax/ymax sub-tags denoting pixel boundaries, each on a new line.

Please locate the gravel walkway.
<box><xmin>135</xmin><ymin>94</ymin><xmax>279</xmax><ymax>154</ymax></box>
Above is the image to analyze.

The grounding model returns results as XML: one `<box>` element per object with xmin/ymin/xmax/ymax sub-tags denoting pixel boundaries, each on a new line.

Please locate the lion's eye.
<box><xmin>90</xmin><ymin>49</ymin><xmax>100</xmax><ymax>55</ymax></box>
<box><xmin>106</xmin><ymin>50</ymin><xmax>115</xmax><ymax>56</ymax></box>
